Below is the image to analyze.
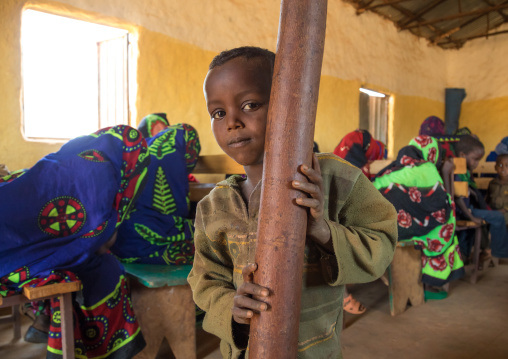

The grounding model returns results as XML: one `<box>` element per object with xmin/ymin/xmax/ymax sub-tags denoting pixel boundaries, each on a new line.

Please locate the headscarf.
<box><xmin>495</xmin><ymin>136</ymin><xmax>508</xmax><ymax>155</ymax></box>
<box><xmin>366</xmin><ymin>139</ymin><xmax>386</xmax><ymax>162</ymax></box>
<box><xmin>373</xmin><ymin>135</ymin><xmax>464</xmax><ymax>286</ymax></box>
<box><xmin>419</xmin><ymin>116</ymin><xmax>445</xmax><ymax>136</ymax></box>
<box><xmin>112</xmin><ymin>123</ymin><xmax>201</xmax><ymax>265</ymax></box>
<box><xmin>138</xmin><ymin>113</ymin><xmax>170</xmax><ymax>138</ymax></box>
<box><xmin>333</xmin><ymin>130</ymin><xmax>373</xmax><ymax>168</ymax></box>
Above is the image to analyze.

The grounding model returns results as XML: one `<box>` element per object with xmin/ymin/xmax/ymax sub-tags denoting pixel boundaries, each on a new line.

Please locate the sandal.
<box><xmin>343</xmin><ymin>294</ymin><xmax>366</xmax><ymax>314</ymax></box>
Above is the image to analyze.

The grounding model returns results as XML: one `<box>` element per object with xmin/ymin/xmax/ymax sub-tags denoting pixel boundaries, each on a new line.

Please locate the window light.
<box><xmin>360</xmin><ymin>88</ymin><xmax>386</xmax><ymax>98</ymax></box>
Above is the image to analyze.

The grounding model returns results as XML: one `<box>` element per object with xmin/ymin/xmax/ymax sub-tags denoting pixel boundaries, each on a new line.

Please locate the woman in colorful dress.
<box><xmin>111</xmin><ymin>123</ymin><xmax>201</xmax><ymax>265</ymax></box>
<box><xmin>373</xmin><ymin>135</ymin><xmax>465</xmax><ymax>288</ymax></box>
<box><xmin>334</xmin><ymin>129</ymin><xmax>386</xmax><ymax>180</ymax></box>
<box><xmin>0</xmin><ymin>125</ymin><xmax>149</xmax><ymax>358</ymax></box>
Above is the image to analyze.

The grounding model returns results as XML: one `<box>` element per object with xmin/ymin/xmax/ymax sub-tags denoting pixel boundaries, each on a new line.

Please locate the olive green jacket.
<box><xmin>188</xmin><ymin>153</ymin><xmax>397</xmax><ymax>358</ymax></box>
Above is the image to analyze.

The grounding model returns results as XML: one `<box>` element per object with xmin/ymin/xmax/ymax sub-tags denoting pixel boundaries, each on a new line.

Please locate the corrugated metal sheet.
<box><xmin>344</xmin><ymin>0</ymin><xmax>508</xmax><ymax>49</ymax></box>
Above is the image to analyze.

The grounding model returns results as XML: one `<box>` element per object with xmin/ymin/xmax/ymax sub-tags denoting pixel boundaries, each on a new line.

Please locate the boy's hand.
<box><xmin>232</xmin><ymin>263</ymin><xmax>269</xmax><ymax>325</ymax></box>
<box><xmin>292</xmin><ymin>153</ymin><xmax>332</xmax><ymax>251</ymax></box>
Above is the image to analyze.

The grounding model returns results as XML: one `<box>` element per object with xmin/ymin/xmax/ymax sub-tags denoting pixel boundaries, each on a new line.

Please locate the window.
<box><xmin>21</xmin><ymin>10</ymin><xmax>130</xmax><ymax>140</ymax></box>
<box><xmin>359</xmin><ymin>88</ymin><xmax>389</xmax><ymax>147</ymax></box>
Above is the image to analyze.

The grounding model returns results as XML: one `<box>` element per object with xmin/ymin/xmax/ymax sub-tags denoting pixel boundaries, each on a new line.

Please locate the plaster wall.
<box><xmin>447</xmin><ymin>23</ymin><xmax>508</xmax><ymax>154</ymax></box>
<box><xmin>3</xmin><ymin>0</ymin><xmax>501</xmax><ymax>171</ymax></box>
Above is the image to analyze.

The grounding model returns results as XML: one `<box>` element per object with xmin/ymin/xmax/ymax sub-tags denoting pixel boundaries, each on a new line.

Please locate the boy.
<box><xmin>187</xmin><ymin>46</ymin><xmax>397</xmax><ymax>358</ymax></box>
<box><xmin>454</xmin><ymin>135</ymin><xmax>508</xmax><ymax>259</ymax></box>
<box><xmin>487</xmin><ymin>154</ymin><xmax>508</xmax><ymax>224</ymax></box>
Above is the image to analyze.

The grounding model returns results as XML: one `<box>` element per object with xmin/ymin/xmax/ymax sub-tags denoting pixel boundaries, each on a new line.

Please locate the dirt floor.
<box><xmin>1</xmin><ymin>260</ymin><xmax>507</xmax><ymax>359</ymax></box>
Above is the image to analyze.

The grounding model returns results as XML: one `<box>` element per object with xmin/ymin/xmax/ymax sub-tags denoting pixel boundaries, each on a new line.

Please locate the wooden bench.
<box><xmin>189</xmin><ymin>154</ymin><xmax>245</xmax><ymax>202</ymax></box>
<box><xmin>124</xmin><ymin>264</ymin><xmax>195</xmax><ymax>359</ymax></box>
<box><xmin>124</xmin><ymin>154</ymin><xmax>244</xmax><ymax>359</ymax></box>
<box><xmin>472</xmin><ymin>161</ymin><xmax>496</xmax><ymax>191</ymax></box>
<box><xmin>0</xmin><ymin>281</ymin><xmax>81</xmax><ymax>358</ymax></box>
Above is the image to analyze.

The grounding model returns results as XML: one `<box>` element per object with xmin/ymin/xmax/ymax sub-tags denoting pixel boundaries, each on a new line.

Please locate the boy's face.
<box><xmin>460</xmin><ymin>147</ymin><xmax>484</xmax><ymax>171</ymax></box>
<box><xmin>204</xmin><ymin>57</ymin><xmax>271</xmax><ymax>167</ymax></box>
<box><xmin>495</xmin><ymin>156</ymin><xmax>508</xmax><ymax>181</ymax></box>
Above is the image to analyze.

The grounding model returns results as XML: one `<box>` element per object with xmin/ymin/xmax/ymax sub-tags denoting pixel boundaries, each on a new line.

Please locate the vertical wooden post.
<box><xmin>249</xmin><ymin>0</ymin><xmax>327</xmax><ymax>358</ymax></box>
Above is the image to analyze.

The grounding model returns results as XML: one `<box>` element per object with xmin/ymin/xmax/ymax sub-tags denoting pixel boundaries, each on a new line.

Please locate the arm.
<box><xmin>454</xmin><ymin>196</ymin><xmax>482</xmax><ymax>224</ymax></box>
<box><xmin>440</xmin><ymin>158</ymin><xmax>454</xmax><ymax>195</ymax></box>
<box><xmin>293</xmin><ymin>156</ymin><xmax>398</xmax><ymax>285</ymax></box>
<box><xmin>327</xmin><ymin>173</ymin><xmax>398</xmax><ymax>285</ymax></box>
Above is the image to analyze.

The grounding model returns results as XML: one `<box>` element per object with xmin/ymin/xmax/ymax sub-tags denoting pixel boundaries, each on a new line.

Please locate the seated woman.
<box><xmin>0</xmin><ymin>125</ymin><xmax>149</xmax><ymax>358</ymax></box>
<box><xmin>111</xmin><ymin>123</ymin><xmax>201</xmax><ymax>265</ymax></box>
<box><xmin>334</xmin><ymin>129</ymin><xmax>386</xmax><ymax>180</ymax></box>
<box><xmin>373</xmin><ymin>136</ymin><xmax>465</xmax><ymax>291</ymax></box>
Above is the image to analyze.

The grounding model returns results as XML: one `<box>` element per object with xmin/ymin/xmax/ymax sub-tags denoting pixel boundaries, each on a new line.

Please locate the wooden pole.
<box><xmin>249</xmin><ymin>0</ymin><xmax>327</xmax><ymax>357</ymax></box>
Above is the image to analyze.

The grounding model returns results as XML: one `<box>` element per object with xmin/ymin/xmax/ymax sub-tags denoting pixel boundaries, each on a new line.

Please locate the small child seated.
<box><xmin>187</xmin><ymin>46</ymin><xmax>397</xmax><ymax>358</ymax></box>
<box><xmin>454</xmin><ymin>135</ymin><xmax>508</xmax><ymax>259</ymax></box>
<box><xmin>487</xmin><ymin>154</ymin><xmax>508</xmax><ymax>224</ymax></box>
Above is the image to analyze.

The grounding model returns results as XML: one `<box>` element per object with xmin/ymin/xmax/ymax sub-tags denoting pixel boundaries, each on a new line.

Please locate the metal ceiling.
<box><xmin>344</xmin><ymin>0</ymin><xmax>508</xmax><ymax>49</ymax></box>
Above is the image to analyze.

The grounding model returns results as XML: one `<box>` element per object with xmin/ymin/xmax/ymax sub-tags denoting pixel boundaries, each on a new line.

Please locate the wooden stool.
<box><xmin>0</xmin><ymin>281</ymin><xmax>81</xmax><ymax>358</ymax></box>
<box><xmin>388</xmin><ymin>242</ymin><xmax>424</xmax><ymax>316</ymax></box>
<box><xmin>124</xmin><ymin>264</ymin><xmax>196</xmax><ymax>359</ymax></box>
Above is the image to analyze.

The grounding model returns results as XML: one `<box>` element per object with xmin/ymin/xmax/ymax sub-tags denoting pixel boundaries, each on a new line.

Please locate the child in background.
<box><xmin>487</xmin><ymin>154</ymin><xmax>508</xmax><ymax>225</ymax></box>
<box><xmin>187</xmin><ymin>46</ymin><xmax>397</xmax><ymax>359</ymax></box>
<box><xmin>454</xmin><ymin>136</ymin><xmax>508</xmax><ymax>259</ymax></box>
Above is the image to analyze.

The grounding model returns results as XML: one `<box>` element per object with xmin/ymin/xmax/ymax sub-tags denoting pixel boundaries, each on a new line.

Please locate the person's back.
<box><xmin>454</xmin><ymin>135</ymin><xmax>508</xmax><ymax>259</ymax></box>
<box><xmin>112</xmin><ymin>123</ymin><xmax>201</xmax><ymax>264</ymax></box>
<box><xmin>372</xmin><ymin>136</ymin><xmax>464</xmax><ymax>287</ymax></box>
<box><xmin>187</xmin><ymin>46</ymin><xmax>397</xmax><ymax>359</ymax></box>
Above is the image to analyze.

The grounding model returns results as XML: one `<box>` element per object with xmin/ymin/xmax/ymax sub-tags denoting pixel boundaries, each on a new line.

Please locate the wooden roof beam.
<box><xmin>482</xmin><ymin>0</ymin><xmax>508</xmax><ymax>21</ymax></box>
<box><xmin>397</xmin><ymin>0</ymin><xmax>444</xmax><ymax>28</ymax></box>
<box><xmin>403</xmin><ymin>3</ymin><xmax>508</xmax><ymax>30</ymax></box>
<box><xmin>358</xmin><ymin>0</ymin><xmax>412</xmax><ymax>13</ymax></box>
<box><xmin>356</xmin><ymin>0</ymin><xmax>376</xmax><ymax>14</ymax></box>
<box><xmin>431</xmin><ymin>1</ymin><xmax>506</xmax><ymax>44</ymax></box>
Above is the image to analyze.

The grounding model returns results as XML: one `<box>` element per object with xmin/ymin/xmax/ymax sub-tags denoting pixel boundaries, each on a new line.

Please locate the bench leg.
<box><xmin>131</xmin><ymin>282</ymin><xmax>196</xmax><ymax>359</ymax></box>
<box><xmin>60</xmin><ymin>292</ymin><xmax>75</xmax><ymax>359</ymax></box>
<box><xmin>470</xmin><ymin>226</ymin><xmax>482</xmax><ymax>284</ymax></box>
<box><xmin>389</xmin><ymin>246</ymin><xmax>424</xmax><ymax>316</ymax></box>
<box><xmin>163</xmin><ymin>286</ymin><xmax>196</xmax><ymax>359</ymax></box>
<box><xmin>13</xmin><ymin>305</ymin><xmax>21</xmax><ymax>341</ymax></box>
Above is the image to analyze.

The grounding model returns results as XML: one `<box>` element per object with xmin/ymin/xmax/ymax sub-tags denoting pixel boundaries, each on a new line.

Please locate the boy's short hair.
<box><xmin>209</xmin><ymin>46</ymin><xmax>275</xmax><ymax>77</ymax></box>
<box><xmin>496</xmin><ymin>153</ymin><xmax>508</xmax><ymax>163</ymax></box>
<box><xmin>455</xmin><ymin>135</ymin><xmax>484</xmax><ymax>155</ymax></box>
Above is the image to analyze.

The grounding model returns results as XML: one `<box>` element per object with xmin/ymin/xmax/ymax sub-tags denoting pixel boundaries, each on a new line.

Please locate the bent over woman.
<box><xmin>373</xmin><ymin>136</ymin><xmax>465</xmax><ymax>286</ymax></box>
<box><xmin>0</xmin><ymin>125</ymin><xmax>149</xmax><ymax>358</ymax></box>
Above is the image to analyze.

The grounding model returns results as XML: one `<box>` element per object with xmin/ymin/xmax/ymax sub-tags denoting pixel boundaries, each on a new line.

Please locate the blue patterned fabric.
<box><xmin>112</xmin><ymin>123</ymin><xmax>201</xmax><ymax>265</ymax></box>
<box><xmin>0</xmin><ymin>125</ymin><xmax>149</xmax><ymax>358</ymax></box>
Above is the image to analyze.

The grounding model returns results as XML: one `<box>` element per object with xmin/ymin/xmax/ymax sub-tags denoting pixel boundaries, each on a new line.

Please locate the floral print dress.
<box><xmin>373</xmin><ymin>136</ymin><xmax>464</xmax><ymax>286</ymax></box>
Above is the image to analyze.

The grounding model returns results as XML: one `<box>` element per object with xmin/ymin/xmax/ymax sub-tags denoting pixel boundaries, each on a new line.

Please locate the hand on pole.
<box><xmin>232</xmin><ymin>263</ymin><xmax>269</xmax><ymax>325</ymax></box>
<box><xmin>293</xmin><ymin>153</ymin><xmax>332</xmax><ymax>252</ymax></box>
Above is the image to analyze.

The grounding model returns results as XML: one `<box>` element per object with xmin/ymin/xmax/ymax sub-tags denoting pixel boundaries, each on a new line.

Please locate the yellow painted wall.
<box><xmin>135</xmin><ymin>29</ymin><xmax>222</xmax><ymax>157</ymax></box>
<box><xmin>460</xmin><ymin>97</ymin><xmax>508</xmax><ymax>154</ymax></box>
<box><xmin>3</xmin><ymin>0</ymin><xmax>506</xmax><ymax>171</ymax></box>
<box><xmin>447</xmin><ymin>23</ymin><xmax>508</xmax><ymax>155</ymax></box>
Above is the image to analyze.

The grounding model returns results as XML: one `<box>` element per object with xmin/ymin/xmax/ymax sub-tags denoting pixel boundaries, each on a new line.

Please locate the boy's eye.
<box><xmin>211</xmin><ymin>110</ymin><xmax>226</xmax><ymax>120</ymax></box>
<box><xmin>243</xmin><ymin>102</ymin><xmax>261</xmax><ymax>111</ymax></box>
